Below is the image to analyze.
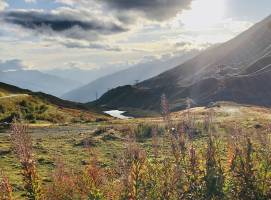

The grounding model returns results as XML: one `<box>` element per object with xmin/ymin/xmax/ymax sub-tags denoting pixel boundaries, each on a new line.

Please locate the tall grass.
<box><xmin>4</xmin><ymin>97</ymin><xmax>271</xmax><ymax>199</ymax></box>
<box><xmin>10</xmin><ymin>120</ymin><xmax>42</xmax><ymax>200</ymax></box>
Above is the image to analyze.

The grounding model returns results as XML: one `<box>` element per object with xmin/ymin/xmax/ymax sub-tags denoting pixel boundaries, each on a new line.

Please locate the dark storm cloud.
<box><xmin>1</xmin><ymin>10</ymin><xmax>128</xmax><ymax>38</ymax></box>
<box><xmin>101</xmin><ymin>0</ymin><xmax>192</xmax><ymax>21</ymax></box>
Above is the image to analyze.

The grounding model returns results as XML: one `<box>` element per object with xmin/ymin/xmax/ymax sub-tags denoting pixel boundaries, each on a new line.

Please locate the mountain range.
<box><xmin>62</xmin><ymin>50</ymin><xmax>200</xmax><ymax>103</ymax></box>
<box><xmin>44</xmin><ymin>66</ymin><xmax>129</xmax><ymax>85</ymax></box>
<box><xmin>0</xmin><ymin>69</ymin><xmax>82</xmax><ymax>97</ymax></box>
<box><xmin>94</xmin><ymin>15</ymin><xmax>271</xmax><ymax>112</ymax></box>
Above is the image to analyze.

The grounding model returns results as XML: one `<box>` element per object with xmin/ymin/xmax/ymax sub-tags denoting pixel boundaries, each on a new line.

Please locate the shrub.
<box><xmin>37</xmin><ymin>105</ymin><xmax>48</xmax><ymax>114</ymax></box>
<box><xmin>134</xmin><ymin>123</ymin><xmax>163</xmax><ymax>142</ymax></box>
<box><xmin>0</xmin><ymin>112</ymin><xmax>20</xmax><ymax>123</ymax></box>
<box><xmin>0</xmin><ymin>105</ymin><xmax>6</xmax><ymax>114</ymax></box>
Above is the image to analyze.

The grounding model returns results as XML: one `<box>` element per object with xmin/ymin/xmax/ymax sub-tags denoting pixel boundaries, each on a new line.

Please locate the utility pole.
<box><xmin>134</xmin><ymin>80</ymin><xmax>139</xmax><ymax>85</ymax></box>
<box><xmin>95</xmin><ymin>91</ymin><xmax>98</xmax><ymax>100</ymax></box>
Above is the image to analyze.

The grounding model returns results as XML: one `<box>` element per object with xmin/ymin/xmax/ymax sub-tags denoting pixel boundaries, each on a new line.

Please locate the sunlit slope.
<box><xmin>0</xmin><ymin>82</ymin><xmax>107</xmax><ymax>124</ymax></box>
<box><xmin>95</xmin><ymin>15</ymin><xmax>271</xmax><ymax>112</ymax></box>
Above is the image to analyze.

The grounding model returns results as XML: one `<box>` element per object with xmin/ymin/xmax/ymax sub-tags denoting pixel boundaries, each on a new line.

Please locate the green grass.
<box><xmin>0</xmin><ymin>82</ymin><xmax>108</xmax><ymax>126</ymax></box>
<box><xmin>0</xmin><ymin>124</ymin><xmax>126</xmax><ymax>198</ymax></box>
<box><xmin>0</xmin><ymin>94</ymin><xmax>107</xmax><ymax>125</ymax></box>
<box><xmin>1</xmin><ymin>102</ymin><xmax>271</xmax><ymax>199</ymax></box>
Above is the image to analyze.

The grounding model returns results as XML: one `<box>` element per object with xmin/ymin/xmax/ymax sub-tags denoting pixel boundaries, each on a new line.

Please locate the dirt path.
<box><xmin>0</xmin><ymin>94</ymin><xmax>29</xmax><ymax>99</ymax></box>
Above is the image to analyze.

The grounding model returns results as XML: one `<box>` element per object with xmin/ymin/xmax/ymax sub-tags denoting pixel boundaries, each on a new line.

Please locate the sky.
<box><xmin>0</xmin><ymin>0</ymin><xmax>271</xmax><ymax>71</ymax></box>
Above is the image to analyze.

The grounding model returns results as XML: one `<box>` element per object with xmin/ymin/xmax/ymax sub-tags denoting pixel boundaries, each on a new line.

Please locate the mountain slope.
<box><xmin>44</xmin><ymin>66</ymin><xmax>128</xmax><ymax>85</ymax></box>
<box><xmin>0</xmin><ymin>69</ymin><xmax>82</xmax><ymax>97</ymax></box>
<box><xmin>94</xmin><ymin>15</ymin><xmax>271</xmax><ymax>112</ymax></box>
<box><xmin>63</xmin><ymin>50</ymin><xmax>200</xmax><ymax>102</ymax></box>
<box><xmin>0</xmin><ymin>82</ymin><xmax>107</xmax><ymax>124</ymax></box>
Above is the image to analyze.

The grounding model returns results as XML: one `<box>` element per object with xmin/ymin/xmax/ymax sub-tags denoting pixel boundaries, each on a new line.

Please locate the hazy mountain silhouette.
<box><xmin>0</xmin><ymin>69</ymin><xmax>82</xmax><ymax>97</ymax></box>
<box><xmin>63</xmin><ymin>50</ymin><xmax>200</xmax><ymax>102</ymax></box>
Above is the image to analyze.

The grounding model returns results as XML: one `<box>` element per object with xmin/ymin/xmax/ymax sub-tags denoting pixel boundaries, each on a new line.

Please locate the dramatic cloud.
<box><xmin>0</xmin><ymin>0</ymin><xmax>8</xmax><ymax>11</ymax></box>
<box><xmin>1</xmin><ymin>9</ymin><xmax>128</xmax><ymax>40</ymax></box>
<box><xmin>55</xmin><ymin>0</ymin><xmax>192</xmax><ymax>21</ymax></box>
<box><xmin>101</xmin><ymin>0</ymin><xmax>192</xmax><ymax>21</ymax></box>
<box><xmin>0</xmin><ymin>59</ymin><xmax>26</xmax><ymax>71</ymax></box>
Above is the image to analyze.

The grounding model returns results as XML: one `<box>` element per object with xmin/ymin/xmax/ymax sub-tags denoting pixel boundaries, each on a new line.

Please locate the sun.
<box><xmin>181</xmin><ymin>0</ymin><xmax>226</xmax><ymax>30</ymax></box>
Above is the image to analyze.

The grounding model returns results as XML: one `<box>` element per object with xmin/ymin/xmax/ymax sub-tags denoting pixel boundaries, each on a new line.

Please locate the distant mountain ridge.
<box><xmin>44</xmin><ymin>66</ymin><xmax>128</xmax><ymax>85</ymax></box>
<box><xmin>63</xmin><ymin>50</ymin><xmax>201</xmax><ymax>103</ymax></box>
<box><xmin>94</xmin><ymin>15</ymin><xmax>271</xmax><ymax>112</ymax></box>
<box><xmin>0</xmin><ymin>69</ymin><xmax>82</xmax><ymax>97</ymax></box>
<box><xmin>0</xmin><ymin>81</ymin><xmax>86</xmax><ymax>109</ymax></box>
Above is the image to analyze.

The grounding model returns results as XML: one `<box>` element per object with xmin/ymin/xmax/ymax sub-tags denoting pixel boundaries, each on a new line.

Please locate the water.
<box><xmin>104</xmin><ymin>110</ymin><xmax>132</xmax><ymax>119</ymax></box>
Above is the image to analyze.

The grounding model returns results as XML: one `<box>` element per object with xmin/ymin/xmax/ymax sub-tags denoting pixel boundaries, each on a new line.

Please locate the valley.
<box><xmin>1</xmin><ymin>1</ymin><xmax>271</xmax><ymax>199</ymax></box>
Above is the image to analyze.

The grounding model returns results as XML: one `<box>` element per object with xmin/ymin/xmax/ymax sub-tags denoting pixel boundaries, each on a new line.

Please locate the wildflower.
<box><xmin>10</xmin><ymin>119</ymin><xmax>42</xmax><ymax>200</ymax></box>
<box><xmin>0</xmin><ymin>171</ymin><xmax>13</xmax><ymax>200</ymax></box>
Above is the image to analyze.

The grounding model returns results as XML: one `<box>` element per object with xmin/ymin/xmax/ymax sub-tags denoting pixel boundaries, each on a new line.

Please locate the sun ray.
<box><xmin>181</xmin><ymin>0</ymin><xmax>226</xmax><ymax>30</ymax></box>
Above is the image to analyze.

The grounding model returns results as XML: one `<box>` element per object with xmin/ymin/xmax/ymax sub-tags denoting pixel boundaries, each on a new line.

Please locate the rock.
<box><xmin>81</xmin><ymin>160</ymin><xmax>89</xmax><ymax>165</ymax></box>
<box><xmin>254</xmin><ymin>124</ymin><xmax>262</xmax><ymax>129</ymax></box>
<box><xmin>0</xmin><ymin>149</ymin><xmax>11</xmax><ymax>156</ymax></box>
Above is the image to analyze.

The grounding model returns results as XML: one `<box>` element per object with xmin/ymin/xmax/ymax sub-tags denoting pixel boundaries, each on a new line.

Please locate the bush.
<box><xmin>134</xmin><ymin>123</ymin><xmax>163</xmax><ymax>141</ymax></box>
<box><xmin>38</xmin><ymin>105</ymin><xmax>48</xmax><ymax>114</ymax></box>
<box><xmin>0</xmin><ymin>105</ymin><xmax>6</xmax><ymax>113</ymax></box>
<box><xmin>0</xmin><ymin>112</ymin><xmax>20</xmax><ymax>123</ymax></box>
<box><xmin>47</xmin><ymin>113</ymin><xmax>66</xmax><ymax>123</ymax></box>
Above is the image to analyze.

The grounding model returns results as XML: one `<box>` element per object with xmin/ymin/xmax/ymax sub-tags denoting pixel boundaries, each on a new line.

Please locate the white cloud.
<box><xmin>55</xmin><ymin>0</ymin><xmax>76</xmax><ymax>6</ymax></box>
<box><xmin>0</xmin><ymin>59</ymin><xmax>26</xmax><ymax>71</ymax></box>
<box><xmin>0</xmin><ymin>0</ymin><xmax>8</xmax><ymax>11</ymax></box>
<box><xmin>24</xmin><ymin>0</ymin><xmax>36</xmax><ymax>3</ymax></box>
<box><xmin>0</xmin><ymin>0</ymin><xmax>257</xmax><ymax>72</ymax></box>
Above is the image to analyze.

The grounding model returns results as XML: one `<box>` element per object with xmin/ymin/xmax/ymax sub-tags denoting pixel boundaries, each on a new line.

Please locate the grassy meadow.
<box><xmin>0</xmin><ymin>94</ymin><xmax>107</xmax><ymax>125</ymax></box>
<box><xmin>1</xmin><ymin>102</ymin><xmax>271</xmax><ymax>199</ymax></box>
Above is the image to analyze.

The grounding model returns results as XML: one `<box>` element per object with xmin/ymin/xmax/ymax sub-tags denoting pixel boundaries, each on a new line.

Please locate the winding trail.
<box><xmin>234</xmin><ymin>63</ymin><xmax>271</xmax><ymax>78</ymax></box>
<box><xmin>0</xmin><ymin>94</ymin><xmax>29</xmax><ymax>100</ymax></box>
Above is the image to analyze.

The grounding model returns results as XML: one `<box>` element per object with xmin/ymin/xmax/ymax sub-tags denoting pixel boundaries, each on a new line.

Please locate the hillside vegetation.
<box><xmin>2</xmin><ymin>102</ymin><xmax>271</xmax><ymax>199</ymax></box>
<box><xmin>0</xmin><ymin>82</ymin><xmax>107</xmax><ymax>124</ymax></box>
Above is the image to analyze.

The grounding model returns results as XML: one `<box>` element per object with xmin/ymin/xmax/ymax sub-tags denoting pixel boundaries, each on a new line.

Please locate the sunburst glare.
<box><xmin>181</xmin><ymin>0</ymin><xmax>226</xmax><ymax>29</ymax></box>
